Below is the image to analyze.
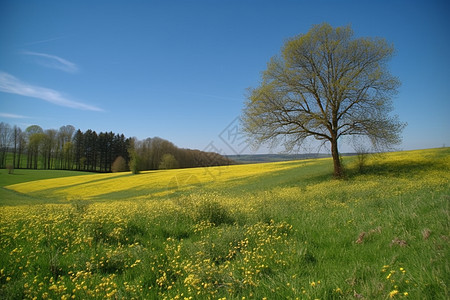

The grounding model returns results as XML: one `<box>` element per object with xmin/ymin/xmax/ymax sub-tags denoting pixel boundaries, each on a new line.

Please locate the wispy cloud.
<box><xmin>0</xmin><ymin>71</ymin><xmax>103</xmax><ymax>112</ymax></box>
<box><xmin>24</xmin><ymin>36</ymin><xmax>65</xmax><ymax>46</ymax></box>
<box><xmin>0</xmin><ymin>113</ymin><xmax>29</xmax><ymax>119</ymax></box>
<box><xmin>22</xmin><ymin>51</ymin><xmax>79</xmax><ymax>73</ymax></box>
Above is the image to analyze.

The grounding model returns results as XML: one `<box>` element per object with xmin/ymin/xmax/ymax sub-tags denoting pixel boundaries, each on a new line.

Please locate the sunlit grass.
<box><xmin>5</xmin><ymin>159</ymin><xmax>308</xmax><ymax>201</ymax></box>
<box><xmin>1</xmin><ymin>148</ymin><xmax>449</xmax><ymax>299</ymax></box>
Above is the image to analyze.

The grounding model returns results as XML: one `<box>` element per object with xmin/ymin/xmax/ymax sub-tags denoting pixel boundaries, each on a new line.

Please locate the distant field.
<box><xmin>1</xmin><ymin>148</ymin><xmax>449</xmax><ymax>299</ymax></box>
<box><xmin>226</xmin><ymin>153</ymin><xmax>332</xmax><ymax>164</ymax></box>
<box><xmin>0</xmin><ymin>169</ymin><xmax>95</xmax><ymax>206</ymax></box>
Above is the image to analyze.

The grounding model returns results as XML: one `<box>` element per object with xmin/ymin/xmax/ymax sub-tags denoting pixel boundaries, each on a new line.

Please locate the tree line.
<box><xmin>0</xmin><ymin>122</ymin><xmax>233</xmax><ymax>173</ymax></box>
<box><xmin>128</xmin><ymin>137</ymin><xmax>233</xmax><ymax>174</ymax></box>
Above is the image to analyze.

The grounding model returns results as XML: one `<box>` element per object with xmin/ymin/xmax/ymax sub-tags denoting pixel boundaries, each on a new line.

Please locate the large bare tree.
<box><xmin>243</xmin><ymin>23</ymin><xmax>405</xmax><ymax>177</ymax></box>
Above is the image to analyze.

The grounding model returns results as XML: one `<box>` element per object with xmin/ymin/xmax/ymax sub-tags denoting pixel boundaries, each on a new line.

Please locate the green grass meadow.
<box><xmin>0</xmin><ymin>148</ymin><xmax>449</xmax><ymax>299</ymax></box>
<box><xmin>0</xmin><ymin>169</ymin><xmax>94</xmax><ymax>206</ymax></box>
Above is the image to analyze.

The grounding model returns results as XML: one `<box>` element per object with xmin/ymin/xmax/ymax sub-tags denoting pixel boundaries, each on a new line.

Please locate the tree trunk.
<box><xmin>17</xmin><ymin>149</ymin><xmax>21</xmax><ymax>169</ymax></box>
<box><xmin>331</xmin><ymin>138</ymin><xmax>343</xmax><ymax>178</ymax></box>
<box><xmin>12</xmin><ymin>143</ymin><xmax>16</xmax><ymax>170</ymax></box>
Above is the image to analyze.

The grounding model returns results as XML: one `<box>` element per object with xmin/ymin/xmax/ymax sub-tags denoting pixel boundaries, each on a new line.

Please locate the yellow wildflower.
<box><xmin>389</xmin><ymin>290</ymin><xmax>399</xmax><ymax>298</ymax></box>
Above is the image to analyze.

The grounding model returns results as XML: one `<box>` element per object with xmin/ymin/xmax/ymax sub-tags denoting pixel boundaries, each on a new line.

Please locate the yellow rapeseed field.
<box><xmin>5</xmin><ymin>159</ymin><xmax>305</xmax><ymax>201</ymax></box>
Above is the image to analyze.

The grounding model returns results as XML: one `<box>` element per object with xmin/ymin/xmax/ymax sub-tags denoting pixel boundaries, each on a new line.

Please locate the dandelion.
<box><xmin>389</xmin><ymin>290</ymin><xmax>399</xmax><ymax>298</ymax></box>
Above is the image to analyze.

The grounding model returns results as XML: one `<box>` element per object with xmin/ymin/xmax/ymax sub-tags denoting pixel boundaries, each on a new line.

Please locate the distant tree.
<box><xmin>98</xmin><ymin>132</ymin><xmax>108</xmax><ymax>172</ymax></box>
<box><xmin>141</xmin><ymin>138</ymin><xmax>154</xmax><ymax>170</ymax></box>
<box><xmin>111</xmin><ymin>156</ymin><xmax>128</xmax><ymax>172</ymax></box>
<box><xmin>25</xmin><ymin>125</ymin><xmax>44</xmax><ymax>169</ymax></box>
<box><xmin>73</xmin><ymin>129</ymin><xmax>85</xmax><ymax>171</ymax></box>
<box><xmin>113</xmin><ymin>134</ymin><xmax>130</xmax><ymax>169</ymax></box>
<box><xmin>42</xmin><ymin>129</ymin><xmax>57</xmax><ymax>169</ymax></box>
<box><xmin>63</xmin><ymin>141</ymin><xmax>74</xmax><ymax>170</ymax></box>
<box><xmin>11</xmin><ymin>126</ymin><xmax>22</xmax><ymax>169</ymax></box>
<box><xmin>128</xmin><ymin>138</ymin><xmax>140</xmax><ymax>174</ymax></box>
<box><xmin>0</xmin><ymin>122</ymin><xmax>11</xmax><ymax>168</ymax></box>
<box><xmin>84</xmin><ymin>130</ymin><xmax>98</xmax><ymax>171</ymax></box>
<box><xmin>159</xmin><ymin>153</ymin><xmax>179</xmax><ymax>170</ymax></box>
<box><xmin>79</xmin><ymin>156</ymin><xmax>87</xmax><ymax>170</ymax></box>
<box><xmin>57</xmin><ymin>125</ymin><xmax>75</xmax><ymax>169</ymax></box>
<box><xmin>129</xmin><ymin>155</ymin><xmax>140</xmax><ymax>174</ymax></box>
<box><xmin>243</xmin><ymin>23</ymin><xmax>405</xmax><ymax>177</ymax></box>
<box><xmin>105</xmin><ymin>132</ymin><xmax>114</xmax><ymax>172</ymax></box>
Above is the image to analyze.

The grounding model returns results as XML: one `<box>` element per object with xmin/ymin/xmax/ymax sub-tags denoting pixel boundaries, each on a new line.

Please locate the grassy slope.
<box><xmin>3</xmin><ymin>159</ymin><xmax>318</xmax><ymax>202</ymax></box>
<box><xmin>0</xmin><ymin>148</ymin><xmax>449</xmax><ymax>299</ymax></box>
<box><xmin>0</xmin><ymin>169</ymin><xmax>94</xmax><ymax>205</ymax></box>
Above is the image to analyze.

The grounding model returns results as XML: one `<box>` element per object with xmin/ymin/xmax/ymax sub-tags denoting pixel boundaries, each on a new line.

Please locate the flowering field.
<box><xmin>1</xmin><ymin>148</ymin><xmax>449</xmax><ymax>299</ymax></box>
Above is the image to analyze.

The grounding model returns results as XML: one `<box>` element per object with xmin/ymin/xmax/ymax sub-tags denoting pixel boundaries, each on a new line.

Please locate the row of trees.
<box><xmin>0</xmin><ymin>122</ymin><xmax>130</xmax><ymax>172</ymax></box>
<box><xmin>129</xmin><ymin>137</ymin><xmax>233</xmax><ymax>173</ymax></box>
<box><xmin>0</xmin><ymin>122</ymin><xmax>233</xmax><ymax>173</ymax></box>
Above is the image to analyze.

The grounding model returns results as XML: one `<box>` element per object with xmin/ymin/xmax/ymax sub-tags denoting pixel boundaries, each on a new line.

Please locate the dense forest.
<box><xmin>0</xmin><ymin>122</ymin><xmax>233</xmax><ymax>173</ymax></box>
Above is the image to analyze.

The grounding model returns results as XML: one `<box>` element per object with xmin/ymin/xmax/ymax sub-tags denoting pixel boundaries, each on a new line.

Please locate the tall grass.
<box><xmin>0</xmin><ymin>148</ymin><xmax>449</xmax><ymax>299</ymax></box>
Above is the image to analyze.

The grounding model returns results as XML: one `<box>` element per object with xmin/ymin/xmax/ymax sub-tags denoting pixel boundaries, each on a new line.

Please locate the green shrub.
<box><xmin>6</xmin><ymin>164</ymin><xmax>14</xmax><ymax>174</ymax></box>
<box><xmin>111</xmin><ymin>156</ymin><xmax>128</xmax><ymax>172</ymax></box>
<box><xmin>196</xmin><ymin>200</ymin><xmax>234</xmax><ymax>226</ymax></box>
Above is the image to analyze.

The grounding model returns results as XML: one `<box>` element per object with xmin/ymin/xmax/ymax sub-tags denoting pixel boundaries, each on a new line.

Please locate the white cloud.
<box><xmin>22</xmin><ymin>51</ymin><xmax>79</xmax><ymax>73</ymax></box>
<box><xmin>24</xmin><ymin>36</ymin><xmax>65</xmax><ymax>46</ymax></box>
<box><xmin>0</xmin><ymin>113</ymin><xmax>28</xmax><ymax>119</ymax></box>
<box><xmin>0</xmin><ymin>71</ymin><xmax>103</xmax><ymax>112</ymax></box>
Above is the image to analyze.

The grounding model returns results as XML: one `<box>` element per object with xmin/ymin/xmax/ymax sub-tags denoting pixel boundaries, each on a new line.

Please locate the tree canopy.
<box><xmin>243</xmin><ymin>23</ymin><xmax>405</xmax><ymax>177</ymax></box>
<box><xmin>159</xmin><ymin>153</ymin><xmax>180</xmax><ymax>170</ymax></box>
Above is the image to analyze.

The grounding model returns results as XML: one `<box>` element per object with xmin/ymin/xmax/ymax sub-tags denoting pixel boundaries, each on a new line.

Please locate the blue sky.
<box><xmin>1</xmin><ymin>0</ymin><xmax>449</xmax><ymax>155</ymax></box>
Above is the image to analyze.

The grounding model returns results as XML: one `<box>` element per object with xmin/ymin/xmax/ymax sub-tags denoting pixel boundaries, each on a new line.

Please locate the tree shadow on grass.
<box><xmin>345</xmin><ymin>160</ymin><xmax>440</xmax><ymax>179</ymax></box>
<box><xmin>222</xmin><ymin>160</ymin><xmax>334</xmax><ymax>195</ymax></box>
